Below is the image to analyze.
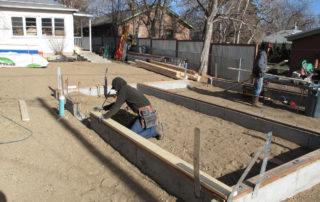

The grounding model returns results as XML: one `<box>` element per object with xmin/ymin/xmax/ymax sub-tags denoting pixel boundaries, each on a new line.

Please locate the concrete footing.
<box><xmin>90</xmin><ymin>113</ymin><xmax>231</xmax><ymax>202</ymax></box>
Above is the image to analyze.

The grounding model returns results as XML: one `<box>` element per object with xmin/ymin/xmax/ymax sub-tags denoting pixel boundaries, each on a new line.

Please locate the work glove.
<box><xmin>93</xmin><ymin>106</ymin><xmax>104</xmax><ymax>111</ymax></box>
<box><xmin>98</xmin><ymin>114</ymin><xmax>105</xmax><ymax>122</ymax></box>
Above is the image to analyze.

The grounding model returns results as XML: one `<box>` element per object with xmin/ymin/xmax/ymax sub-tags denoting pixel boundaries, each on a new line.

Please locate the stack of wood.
<box><xmin>135</xmin><ymin>59</ymin><xmax>201</xmax><ymax>81</ymax></box>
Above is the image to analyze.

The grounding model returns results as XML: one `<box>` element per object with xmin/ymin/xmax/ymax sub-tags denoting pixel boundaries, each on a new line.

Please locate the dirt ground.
<box><xmin>0</xmin><ymin>61</ymin><xmax>319</xmax><ymax>201</ymax></box>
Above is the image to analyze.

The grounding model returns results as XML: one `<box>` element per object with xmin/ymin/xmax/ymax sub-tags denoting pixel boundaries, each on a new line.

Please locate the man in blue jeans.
<box><xmin>94</xmin><ymin>77</ymin><xmax>164</xmax><ymax>140</ymax></box>
<box><xmin>252</xmin><ymin>42</ymin><xmax>272</xmax><ymax>107</ymax></box>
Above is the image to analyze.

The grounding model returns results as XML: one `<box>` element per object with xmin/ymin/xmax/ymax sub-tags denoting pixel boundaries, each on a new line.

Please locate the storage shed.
<box><xmin>286</xmin><ymin>27</ymin><xmax>320</xmax><ymax>72</ymax></box>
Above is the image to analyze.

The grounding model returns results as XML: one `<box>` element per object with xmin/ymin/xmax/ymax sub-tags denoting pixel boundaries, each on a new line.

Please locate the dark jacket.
<box><xmin>253</xmin><ymin>50</ymin><xmax>268</xmax><ymax>78</ymax></box>
<box><xmin>103</xmin><ymin>77</ymin><xmax>151</xmax><ymax>119</ymax></box>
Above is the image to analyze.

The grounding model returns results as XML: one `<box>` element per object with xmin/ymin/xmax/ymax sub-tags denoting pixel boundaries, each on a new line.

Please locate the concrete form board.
<box><xmin>137</xmin><ymin>83</ymin><xmax>320</xmax><ymax>150</ymax></box>
<box><xmin>63</xmin><ymin>80</ymin><xmax>320</xmax><ymax>201</ymax></box>
<box><xmin>235</xmin><ymin>149</ymin><xmax>320</xmax><ymax>202</ymax></box>
<box><xmin>236</xmin><ymin>161</ymin><xmax>320</xmax><ymax>202</ymax></box>
<box><xmin>90</xmin><ymin>113</ymin><xmax>231</xmax><ymax>201</ymax></box>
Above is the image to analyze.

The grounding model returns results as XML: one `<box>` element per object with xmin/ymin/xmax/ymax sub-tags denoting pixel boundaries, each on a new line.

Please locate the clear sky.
<box><xmin>310</xmin><ymin>0</ymin><xmax>320</xmax><ymax>15</ymax></box>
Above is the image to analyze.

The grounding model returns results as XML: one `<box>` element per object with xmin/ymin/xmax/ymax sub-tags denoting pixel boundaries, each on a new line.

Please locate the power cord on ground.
<box><xmin>0</xmin><ymin>113</ymin><xmax>32</xmax><ymax>144</ymax></box>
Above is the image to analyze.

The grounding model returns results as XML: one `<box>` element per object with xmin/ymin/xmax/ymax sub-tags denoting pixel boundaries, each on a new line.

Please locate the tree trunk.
<box><xmin>198</xmin><ymin>19</ymin><xmax>213</xmax><ymax>76</ymax></box>
<box><xmin>159</xmin><ymin>0</ymin><xmax>167</xmax><ymax>39</ymax></box>
<box><xmin>198</xmin><ymin>0</ymin><xmax>218</xmax><ymax>76</ymax></box>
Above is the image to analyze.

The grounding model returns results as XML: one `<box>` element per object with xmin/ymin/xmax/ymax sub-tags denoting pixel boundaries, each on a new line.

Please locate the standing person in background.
<box><xmin>94</xmin><ymin>77</ymin><xmax>164</xmax><ymax>140</ymax></box>
<box><xmin>252</xmin><ymin>42</ymin><xmax>272</xmax><ymax>107</ymax></box>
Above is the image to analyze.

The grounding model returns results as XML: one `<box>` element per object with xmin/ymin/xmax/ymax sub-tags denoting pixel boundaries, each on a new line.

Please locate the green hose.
<box><xmin>0</xmin><ymin>113</ymin><xmax>32</xmax><ymax>144</ymax></box>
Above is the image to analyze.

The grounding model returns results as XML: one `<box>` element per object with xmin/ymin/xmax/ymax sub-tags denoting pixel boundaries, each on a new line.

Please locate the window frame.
<box><xmin>25</xmin><ymin>17</ymin><xmax>37</xmax><ymax>36</ymax></box>
<box><xmin>54</xmin><ymin>18</ymin><xmax>65</xmax><ymax>36</ymax></box>
<box><xmin>11</xmin><ymin>16</ymin><xmax>66</xmax><ymax>37</ymax></box>
<box><xmin>41</xmin><ymin>18</ymin><xmax>53</xmax><ymax>36</ymax></box>
<box><xmin>11</xmin><ymin>17</ymin><xmax>24</xmax><ymax>36</ymax></box>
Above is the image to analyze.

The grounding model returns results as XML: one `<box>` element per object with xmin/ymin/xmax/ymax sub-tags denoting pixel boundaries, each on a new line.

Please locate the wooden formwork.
<box><xmin>135</xmin><ymin>59</ymin><xmax>201</xmax><ymax>81</ymax></box>
<box><xmin>65</xmin><ymin>81</ymin><xmax>320</xmax><ymax>201</ymax></box>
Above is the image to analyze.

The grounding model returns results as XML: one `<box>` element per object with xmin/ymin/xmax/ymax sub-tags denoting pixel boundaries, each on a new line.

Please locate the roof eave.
<box><xmin>0</xmin><ymin>5</ymin><xmax>78</xmax><ymax>12</ymax></box>
<box><xmin>74</xmin><ymin>13</ymin><xmax>93</xmax><ymax>18</ymax></box>
<box><xmin>286</xmin><ymin>28</ymin><xmax>320</xmax><ymax>41</ymax></box>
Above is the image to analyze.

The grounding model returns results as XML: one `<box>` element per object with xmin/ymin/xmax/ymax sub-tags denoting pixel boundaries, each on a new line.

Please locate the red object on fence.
<box><xmin>114</xmin><ymin>27</ymin><xmax>128</xmax><ymax>60</ymax></box>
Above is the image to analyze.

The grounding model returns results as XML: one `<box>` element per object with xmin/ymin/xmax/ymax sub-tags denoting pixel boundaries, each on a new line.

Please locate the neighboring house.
<box><xmin>0</xmin><ymin>0</ymin><xmax>92</xmax><ymax>57</ymax></box>
<box><xmin>264</xmin><ymin>29</ymin><xmax>302</xmax><ymax>46</ymax></box>
<box><xmin>90</xmin><ymin>6</ymin><xmax>194</xmax><ymax>53</ymax></box>
<box><xmin>286</xmin><ymin>27</ymin><xmax>320</xmax><ymax>71</ymax></box>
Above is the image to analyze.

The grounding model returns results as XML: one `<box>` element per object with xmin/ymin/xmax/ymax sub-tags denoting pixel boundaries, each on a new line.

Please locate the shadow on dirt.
<box><xmin>37</xmin><ymin>98</ymin><xmax>163</xmax><ymax>201</ymax></box>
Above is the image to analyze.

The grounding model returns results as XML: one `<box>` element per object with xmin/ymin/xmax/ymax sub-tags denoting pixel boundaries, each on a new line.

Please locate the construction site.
<box><xmin>2</xmin><ymin>0</ymin><xmax>320</xmax><ymax>201</ymax></box>
<box><xmin>1</xmin><ymin>50</ymin><xmax>320</xmax><ymax>201</ymax></box>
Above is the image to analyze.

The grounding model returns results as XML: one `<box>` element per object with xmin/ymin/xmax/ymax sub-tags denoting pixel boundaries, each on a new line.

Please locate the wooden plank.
<box><xmin>150</xmin><ymin>60</ymin><xmax>201</xmax><ymax>81</ymax></box>
<box><xmin>150</xmin><ymin>60</ymin><xmax>199</xmax><ymax>75</ymax></box>
<box><xmin>18</xmin><ymin>100</ymin><xmax>30</xmax><ymax>121</ymax></box>
<box><xmin>90</xmin><ymin>111</ymin><xmax>232</xmax><ymax>199</ymax></box>
<box><xmin>135</xmin><ymin>60</ymin><xmax>182</xmax><ymax>79</ymax></box>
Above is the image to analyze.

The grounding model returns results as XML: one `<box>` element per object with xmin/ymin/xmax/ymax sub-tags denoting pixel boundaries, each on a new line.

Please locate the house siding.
<box><xmin>290</xmin><ymin>33</ymin><xmax>320</xmax><ymax>71</ymax></box>
<box><xmin>0</xmin><ymin>9</ymin><xmax>75</xmax><ymax>55</ymax></box>
<box><xmin>101</xmin><ymin>9</ymin><xmax>190</xmax><ymax>40</ymax></box>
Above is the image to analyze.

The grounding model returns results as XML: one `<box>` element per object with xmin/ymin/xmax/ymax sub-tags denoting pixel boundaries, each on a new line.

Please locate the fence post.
<box><xmin>150</xmin><ymin>38</ymin><xmax>153</xmax><ymax>55</ymax></box>
<box><xmin>176</xmin><ymin>40</ymin><xmax>179</xmax><ymax>58</ymax></box>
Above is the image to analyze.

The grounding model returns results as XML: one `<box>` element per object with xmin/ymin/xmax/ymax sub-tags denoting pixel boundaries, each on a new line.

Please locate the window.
<box><xmin>166</xmin><ymin>30</ymin><xmax>173</xmax><ymax>39</ymax></box>
<box><xmin>42</xmin><ymin>18</ymin><xmax>52</xmax><ymax>36</ymax></box>
<box><xmin>26</xmin><ymin>17</ymin><xmax>37</xmax><ymax>36</ymax></box>
<box><xmin>54</xmin><ymin>18</ymin><xmax>64</xmax><ymax>36</ymax></box>
<box><xmin>11</xmin><ymin>17</ymin><xmax>23</xmax><ymax>36</ymax></box>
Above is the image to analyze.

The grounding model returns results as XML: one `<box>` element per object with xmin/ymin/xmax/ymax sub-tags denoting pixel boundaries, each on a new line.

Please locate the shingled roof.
<box><xmin>92</xmin><ymin>6</ymin><xmax>194</xmax><ymax>30</ymax></box>
<box><xmin>0</xmin><ymin>0</ymin><xmax>78</xmax><ymax>12</ymax></box>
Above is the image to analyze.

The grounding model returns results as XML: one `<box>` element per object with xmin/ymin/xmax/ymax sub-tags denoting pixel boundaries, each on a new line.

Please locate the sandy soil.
<box><xmin>0</xmin><ymin>60</ymin><xmax>319</xmax><ymax>201</ymax></box>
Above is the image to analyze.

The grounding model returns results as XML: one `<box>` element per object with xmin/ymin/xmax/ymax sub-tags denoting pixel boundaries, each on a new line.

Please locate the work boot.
<box><xmin>252</xmin><ymin>96</ymin><xmax>262</xmax><ymax>107</ymax></box>
<box><xmin>156</xmin><ymin>121</ymin><xmax>165</xmax><ymax>140</ymax></box>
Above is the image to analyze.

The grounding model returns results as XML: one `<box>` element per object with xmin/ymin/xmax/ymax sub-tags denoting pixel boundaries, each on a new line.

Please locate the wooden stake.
<box><xmin>19</xmin><ymin>100</ymin><xmax>30</xmax><ymax>121</ymax></box>
<box><xmin>77</xmin><ymin>81</ymin><xmax>81</xmax><ymax>104</ymax></box>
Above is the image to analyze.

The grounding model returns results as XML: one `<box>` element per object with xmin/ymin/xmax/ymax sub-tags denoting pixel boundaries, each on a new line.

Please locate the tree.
<box><xmin>196</xmin><ymin>0</ymin><xmax>239</xmax><ymax>76</ymax></box>
<box><xmin>54</xmin><ymin>0</ymin><xmax>94</xmax><ymax>12</ymax></box>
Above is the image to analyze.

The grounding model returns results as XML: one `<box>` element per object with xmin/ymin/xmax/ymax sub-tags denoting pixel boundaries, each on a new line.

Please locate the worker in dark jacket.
<box><xmin>94</xmin><ymin>77</ymin><xmax>164</xmax><ymax>140</ymax></box>
<box><xmin>252</xmin><ymin>42</ymin><xmax>272</xmax><ymax>107</ymax></box>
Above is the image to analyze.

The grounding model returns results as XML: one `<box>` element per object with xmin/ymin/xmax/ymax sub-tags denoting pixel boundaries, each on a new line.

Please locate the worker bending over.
<box><xmin>252</xmin><ymin>42</ymin><xmax>272</xmax><ymax>107</ymax></box>
<box><xmin>94</xmin><ymin>77</ymin><xmax>164</xmax><ymax>140</ymax></box>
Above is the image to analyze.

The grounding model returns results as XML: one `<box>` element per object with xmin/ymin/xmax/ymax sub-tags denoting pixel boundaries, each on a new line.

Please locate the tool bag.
<box><xmin>138</xmin><ymin>106</ymin><xmax>156</xmax><ymax>129</ymax></box>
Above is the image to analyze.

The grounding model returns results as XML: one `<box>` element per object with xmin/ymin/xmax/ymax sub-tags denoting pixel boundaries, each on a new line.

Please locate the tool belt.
<box><xmin>138</xmin><ymin>105</ymin><xmax>156</xmax><ymax>129</ymax></box>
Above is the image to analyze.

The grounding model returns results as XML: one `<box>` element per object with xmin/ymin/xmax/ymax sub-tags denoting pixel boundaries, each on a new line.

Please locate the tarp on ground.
<box><xmin>0</xmin><ymin>52</ymin><xmax>49</xmax><ymax>68</ymax></box>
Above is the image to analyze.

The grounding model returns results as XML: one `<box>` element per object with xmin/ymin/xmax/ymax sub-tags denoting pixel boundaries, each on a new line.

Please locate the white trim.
<box><xmin>0</xmin><ymin>5</ymin><xmax>78</xmax><ymax>12</ymax></box>
<box><xmin>73</xmin><ymin>13</ymin><xmax>93</xmax><ymax>17</ymax></box>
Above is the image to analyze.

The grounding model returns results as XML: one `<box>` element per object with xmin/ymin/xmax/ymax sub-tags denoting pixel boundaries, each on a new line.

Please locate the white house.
<box><xmin>0</xmin><ymin>0</ymin><xmax>92</xmax><ymax>57</ymax></box>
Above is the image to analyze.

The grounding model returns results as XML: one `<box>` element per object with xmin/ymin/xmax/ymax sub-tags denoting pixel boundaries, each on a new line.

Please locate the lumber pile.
<box><xmin>135</xmin><ymin>59</ymin><xmax>201</xmax><ymax>81</ymax></box>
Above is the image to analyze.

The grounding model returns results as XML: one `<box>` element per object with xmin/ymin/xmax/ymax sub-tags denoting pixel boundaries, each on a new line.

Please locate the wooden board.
<box><xmin>135</xmin><ymin>60</ymin><xmax>182</xmax><ymax>79</ymax></box>
<box><xmin>150</xmin><ymin>60</ymin><xmax>199</xmax><ymax>75</ymax></box>
<box><xmin>18</xmin><ymin>100</ymin><xmax>30</xmax><ymax>121</ymax></box>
